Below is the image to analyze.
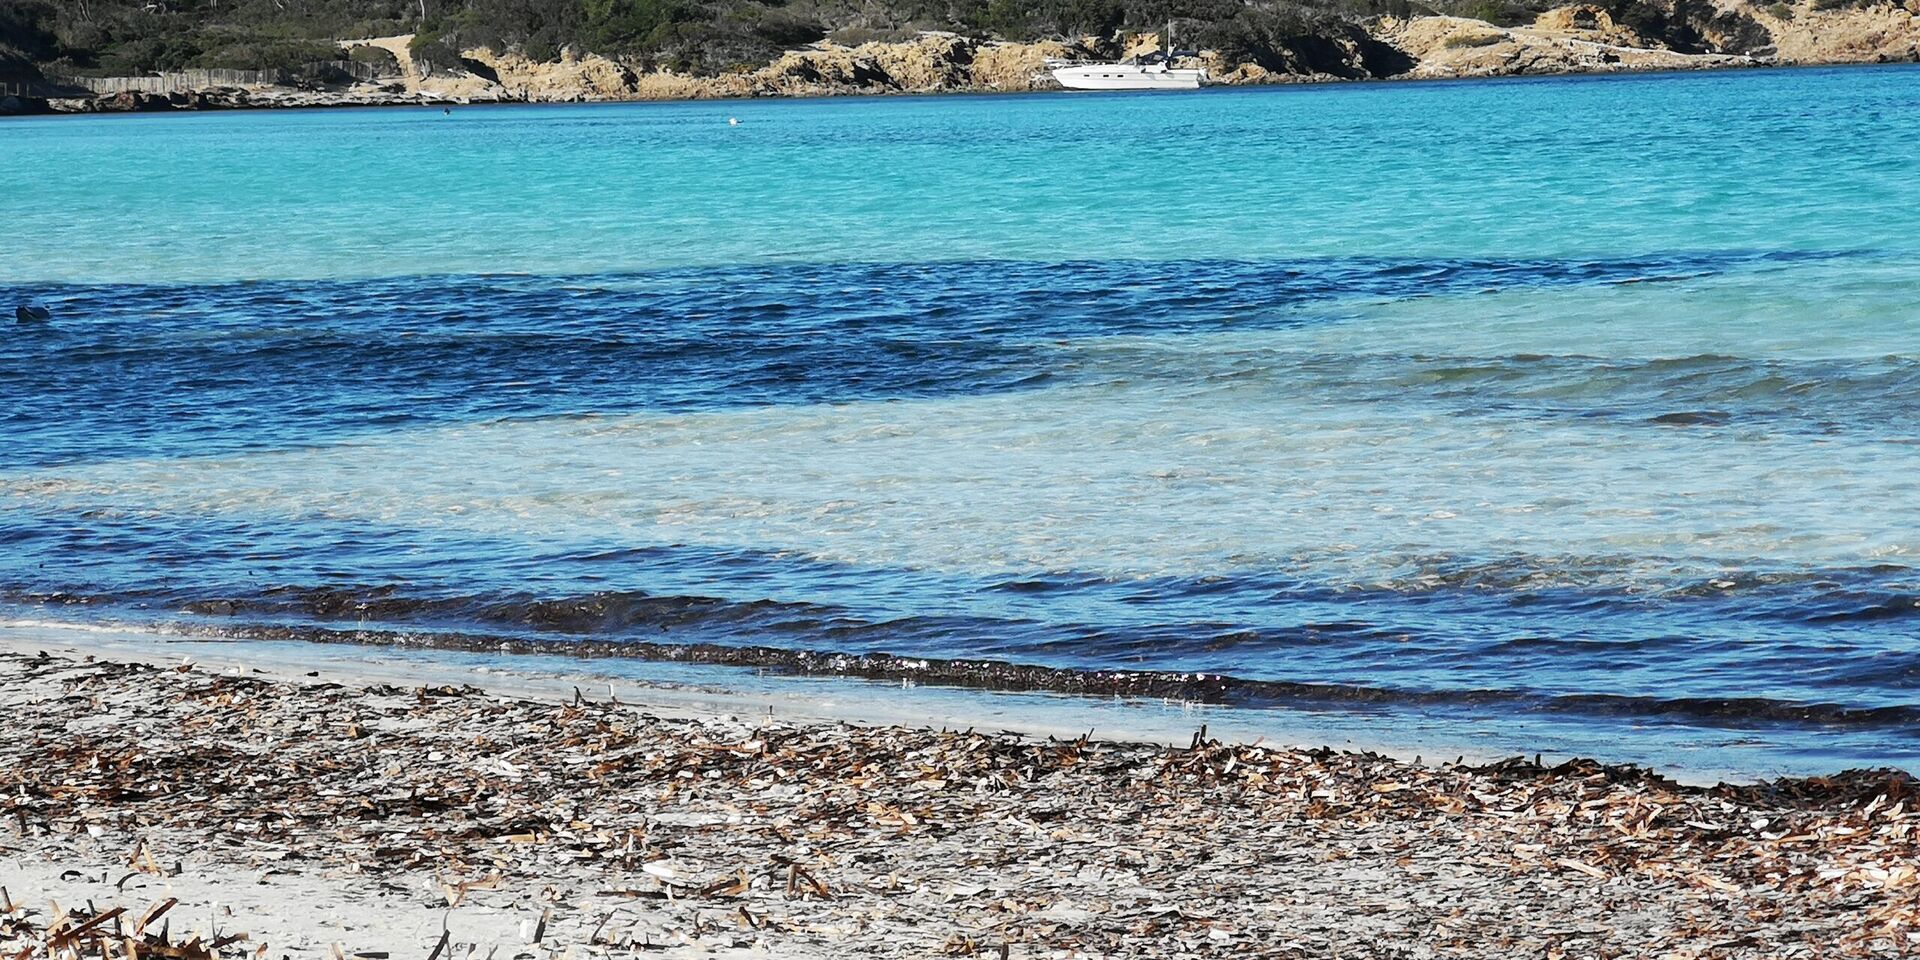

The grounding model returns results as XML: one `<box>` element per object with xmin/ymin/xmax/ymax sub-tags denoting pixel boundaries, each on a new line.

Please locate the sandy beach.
<box><xmin>3</xmin><ymin>643</ymin><xmax>1915</xmax><ymax>958</ymax></box>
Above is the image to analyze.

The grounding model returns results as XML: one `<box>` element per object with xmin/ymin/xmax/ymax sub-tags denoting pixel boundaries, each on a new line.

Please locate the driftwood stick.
<box><xmin>133</xmin><ymin>898</ymin><xmax>176</xmax><ymax>937</ymax></box>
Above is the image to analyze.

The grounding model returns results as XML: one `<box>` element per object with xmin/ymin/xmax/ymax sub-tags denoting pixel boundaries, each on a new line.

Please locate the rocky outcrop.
<box><xmin>454</xmin><ymin>33</ymin><xmax>1089</xmax><ymax>102</ymax></box>
<box><xmin>50</xmin><ymin>90</ymin><xmax>211</xmax><ymax>112</ymax></box>
<box><xmin>1747</xmin><ymin>0</ymin><xmax>1920</xmax><ymax>62</ymax></box>
<box><xmin>970</xmin><ymin>38</ymin><xmax>1084</xmax><ymax>88</ymax></box>
<box><xmin>1533</xmin><ymin>5</ymin><xmax>1656</xmax><ymax>45</ymax></box>
<box><xmin>755</xmin><ymin>35</ymin><xmax>1097</xmax><ymax>93</ymax></box>
<box><xmin>462</xmin><ymin>46</ymin><xmax>640</xmax><ymax>101</ymax></box>
<box><xmin>1376</xmin><ymin>12</ymin><xmax>1760</xmax><ymax>78</ymax></box>
<box><xmin>338</xmin><ymin>35</ymin><xmax>503</xmax><ymax>101</ymax></box>
<box><xmin>35</xmin><ymin>3</ymin><xmax>1920</xmax><ymax>113</ymax></box>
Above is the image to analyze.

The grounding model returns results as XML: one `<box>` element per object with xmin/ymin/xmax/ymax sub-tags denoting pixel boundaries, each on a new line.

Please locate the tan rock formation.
<box><xmin>1121</xmin><ymin>31</ymin><xmax>1167</xmax><ymax>60</ymax></box>
<box><xmin>1198</xmin><ymin>54</ymin><xmax>1276</xmax><ymax>85</ymax></box>
<box><xmin>337</xmin><ymin>35</ymin><xmax>505</xmax><ymax>101</ymax></box>
<box><xmin>464</xmin><ymin>47</ymin><xmax>639</xmax><ymax>101</ymax></box>
<box><xmin>971</xmin><ymin>39</ymin><xmax>1080</xmax><ymax>89</ymax></box>
<box><xmin>1745</xmin><ymin>0</ymin><xmax>1920</xmax><ymax>63</ymax></box>
<box><xmin>853</xmin><ymin>33</ymin><xmax>973</xmax><ymax>89</ymax></box>
<box><xmin>750</xmin><ymin>34</ymin><xmax>1074</xmax><ymax>93</ymax></box>
<box><xmin>630</xmin><ymin>71</ymin><xmax>735</xmax><ymax>101</ymax></box>
<box><xmin>1376</xmin><ymin>13</ymin><xmax>1757</xmax><ymax>78</ymax></box>
<box><xmin>1532</xmin><ymin>5</ymin><xmax>1652</xmax><ymax>46</ymax></box>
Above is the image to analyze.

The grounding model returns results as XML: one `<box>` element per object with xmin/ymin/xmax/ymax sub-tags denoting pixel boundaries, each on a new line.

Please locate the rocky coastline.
<box><xmin>4</xmin><ymin>0</ymin><xmax>1917</xmax><ymax>116</ymax></box>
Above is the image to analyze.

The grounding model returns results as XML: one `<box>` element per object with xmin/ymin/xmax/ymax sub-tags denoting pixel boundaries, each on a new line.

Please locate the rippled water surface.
<box><xmin>5</xmin><ymin>67</ymin><xmax>1920</xmax><ymax>775</ymax></box>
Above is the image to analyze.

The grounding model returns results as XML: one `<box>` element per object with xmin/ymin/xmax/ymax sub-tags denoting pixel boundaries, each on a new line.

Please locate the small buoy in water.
<box><xmin>15</xmin><ymin>304</ymin><xmax>50</xmax><ymax>323</ymax></box>
<box><xmin>728</xmin><ymin>116</ymin><xmax>739</xmax><ymax>126</ymax></box>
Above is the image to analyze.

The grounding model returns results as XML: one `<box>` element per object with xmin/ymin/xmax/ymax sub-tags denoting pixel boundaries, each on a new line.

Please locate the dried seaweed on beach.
<box><xmin>0</xmin><ymin>893</ymin><xmax>244</xmax><ymax>959</ymax></box>
<box><xmin>2</xmin><ymin>650</ymin><xmax>1917</xmax><ymax>958</ymax></box>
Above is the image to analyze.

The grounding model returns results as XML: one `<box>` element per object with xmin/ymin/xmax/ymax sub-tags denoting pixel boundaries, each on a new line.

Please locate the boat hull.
<box><xmin>1049</xmin><ymin>65</ymin><xmax>1204</xmax><ymax>91</ymax></box>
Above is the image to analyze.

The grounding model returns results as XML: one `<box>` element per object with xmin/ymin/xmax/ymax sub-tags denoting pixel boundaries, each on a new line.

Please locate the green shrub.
<box><xmin>1451</xmin><ymin>0</ymin><xmax>1529</xmax><ymax>26</ymax></box>
<box><xmin>0</xmin><ymin>0</ymin><xmax>1528</xmax><ymax>78</ymax></box>
<box><xmin>408</xmin><ymin>28</ymin><xmax>465</xmax><ymax>72</ymax></box>
<box><xmin>189</xmin><ymin>39</ymin><xmax>341</xmax><ymax>71</ymax></box>
<box><xmin>828</xmin><ymin>26</ymin><xmax>920</xmax><ymax>45</ymax></box>
<box><xmin>347</xmin><ymin>43</ymin><xmax>404</xmax><ymax>72</ymax></box>
<box><xmin>1443</xmin><ymin>28</ymin><xmax>1505</xmax><ymax>45</ymax></box>
<box><xmin>0</xmin><ymin>0</ymin><xmax>60</xmax><ymax>62</ymax></box>
<box><xmin>344</xmin><ymin>18</ymin><xmax>417</xmax><ymax>39</ymax></box>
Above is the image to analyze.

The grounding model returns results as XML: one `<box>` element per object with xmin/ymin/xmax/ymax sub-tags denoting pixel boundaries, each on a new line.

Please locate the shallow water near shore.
<box><xmin>0</xmin><ymin>619</ymin><xmax>1835</xmax><ymax>786</ymax></box>
<box><xmin>4</xmin><ymin>65</ymin><xmax>1920</xmax><ymax>777</ymax></box>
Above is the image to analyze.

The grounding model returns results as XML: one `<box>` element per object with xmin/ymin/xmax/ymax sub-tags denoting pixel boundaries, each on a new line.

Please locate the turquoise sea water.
<box><xmin>3</xmin><ymin>66</ymin><xmax>1919</xmax><ymax>776</ymax></box>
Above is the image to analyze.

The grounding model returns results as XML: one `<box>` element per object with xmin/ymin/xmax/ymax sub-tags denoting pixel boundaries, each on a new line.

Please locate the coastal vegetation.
<box><xmin>4</xmin><ymin>0</ymin><xmax>1915</xmax><ymax>113</ymax></box>
<box><xmin>0</xmin><ymin>0</ymin><xmax>1796</xmax><ymax>78</ymax></box>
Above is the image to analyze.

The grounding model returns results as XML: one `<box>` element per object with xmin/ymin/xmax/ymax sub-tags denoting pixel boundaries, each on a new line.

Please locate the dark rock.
<box><xmin>460</xmin><ymin>56</ymin><xmax>502</xmax><ymax>84</ymax></box>
<box><xmin>1356</xmin><ymin>31</ymin><xmax>1417</xmax><ymax>77</ymax></box>
<box><xmin>94</xmin><ymin>91</ymin><xmax>177</xmax><ymax>112</ymax></box>
<box><xmin>0</xmin><ymin>95</ymin><xmax>52</xmax><ymax>116</ymax></box>
<box><xmin>1650</xmin><ymin>410</ymin><xmax>1731</xmax><ymax>426</ymax></box>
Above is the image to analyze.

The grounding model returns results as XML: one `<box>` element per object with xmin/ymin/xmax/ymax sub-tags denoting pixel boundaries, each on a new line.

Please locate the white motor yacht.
<box><xmin>1047</xmin><ymin>24</ymin><xmax>1206</xmax><ymax>91</ymax></box>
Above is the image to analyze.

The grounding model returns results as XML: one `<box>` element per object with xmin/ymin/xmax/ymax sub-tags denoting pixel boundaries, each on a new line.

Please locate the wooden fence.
<box><xmin>32</xmin><ymin>60</ymin><xmax>393</xmax><ymax>96</ymax></box>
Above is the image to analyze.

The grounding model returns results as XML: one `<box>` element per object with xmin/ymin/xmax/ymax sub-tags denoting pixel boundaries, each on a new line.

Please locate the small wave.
<box><xmin>7</xmin><ymin>565</ymin><xmax>1920</xmax><ymax>734</ymax></box>
<box><xmin>11</xmin><ymin>612</ymin><xmax>1916</xmax><ymax>733</ymax></box>
<box><xmin>1791</xmin><ymin>593</ymin><xmax>1920</xmax><ymax>625</ymax></box>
